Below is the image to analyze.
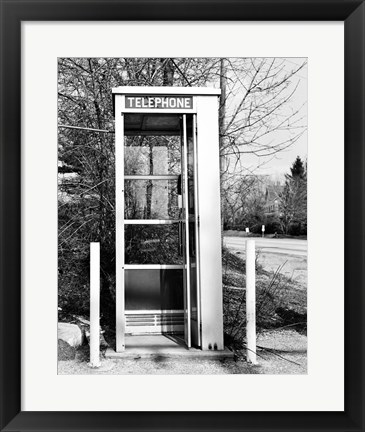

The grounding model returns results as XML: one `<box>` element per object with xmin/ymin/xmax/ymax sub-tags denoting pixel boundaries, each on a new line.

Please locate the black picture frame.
<box><xmin>1</xmin><ymin>1</ymin><xmax>364</xmax><ymax>431</ymax></box>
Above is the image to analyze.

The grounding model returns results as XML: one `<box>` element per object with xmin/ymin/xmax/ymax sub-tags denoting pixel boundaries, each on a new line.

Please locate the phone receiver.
<box><xmin>177</xmin><ymin>174</ymin><xmax>182</xmax><ymax>209</ymax></box>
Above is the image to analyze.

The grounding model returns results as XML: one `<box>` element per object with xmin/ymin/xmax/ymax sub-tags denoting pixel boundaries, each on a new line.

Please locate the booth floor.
<box><xmin>105</xmin><ymin>335</ymin><xmax>234</xmax><ymax>359</ymax></box>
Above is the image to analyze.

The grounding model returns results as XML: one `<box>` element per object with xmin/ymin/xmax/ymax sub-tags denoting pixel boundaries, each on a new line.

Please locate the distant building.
<box><xmin>263</xmin><ymin>180</ymin><xmax>283</xmax><ymax>217</ymax></box>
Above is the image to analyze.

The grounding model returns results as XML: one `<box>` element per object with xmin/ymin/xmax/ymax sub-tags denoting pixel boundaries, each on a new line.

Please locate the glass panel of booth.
<box><xmin>123</xmin><ymin>126</ymin><xmax>184</xmax><ymax>265</ymax></box>
<box><xmin>124</xmin><ymin>224</ymin><xmax>183</xmax><ymax>265</ymax></box>
<box><xmin>124</xmin><ymin>179</ymin><xmax>179</xmax><ymax>220</ymax></box>
<box><xmin>122</xmin><ymin>123</ymin><xmax>185</xmax><ymax>266</ymax></box>
<box><xmin>124</xmin><ymin>135</ymin><xmax>181</xmax><ymax>176</ymax></box>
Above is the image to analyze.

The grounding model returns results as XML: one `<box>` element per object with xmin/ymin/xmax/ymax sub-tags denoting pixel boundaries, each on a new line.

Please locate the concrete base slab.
<box><xmin>105</xmin><ymin>335</ymin><xmax>234</xmax><ymax>359</ymax></box>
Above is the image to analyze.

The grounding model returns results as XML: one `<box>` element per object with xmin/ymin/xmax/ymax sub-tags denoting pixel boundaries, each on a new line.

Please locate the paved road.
<box><xmin>223</xmin><ymin>236</ymin><xmax>307</xmax><ymax>257</ymax></box>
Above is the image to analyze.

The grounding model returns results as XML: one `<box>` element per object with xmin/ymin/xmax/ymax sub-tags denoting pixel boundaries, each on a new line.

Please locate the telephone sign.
<box><xmin>125</xmin><ymin>95</ymin><xmax>193</xmax><ymax>110</ymax></box>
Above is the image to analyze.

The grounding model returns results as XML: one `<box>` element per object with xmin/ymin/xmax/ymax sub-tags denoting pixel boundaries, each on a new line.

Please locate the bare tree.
<box><xmin>57</xmin><ymin>57</ymin><xmax>307</xmax><ymax>318</ymax></box>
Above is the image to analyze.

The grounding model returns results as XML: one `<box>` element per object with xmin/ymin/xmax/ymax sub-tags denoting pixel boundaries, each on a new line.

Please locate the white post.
<box><xmin>89</xmin><ymin>242</ymin><xmax>101</xmax><ymax>368</ymax></box>
<box><xmin>246</xmin><ymin>240</ymin><xmax>257</xmax><ymax>364</ymax></box>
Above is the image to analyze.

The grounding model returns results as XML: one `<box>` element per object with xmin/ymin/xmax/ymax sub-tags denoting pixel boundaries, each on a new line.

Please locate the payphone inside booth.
<box><xmin>112</xmin><ymin>87</ymin><xmax>224</xmax><ymax>353</ymax></box>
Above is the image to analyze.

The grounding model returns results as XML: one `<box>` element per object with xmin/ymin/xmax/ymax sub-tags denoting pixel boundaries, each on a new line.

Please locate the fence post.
<box><xmin>246</xmin><ymin>240</ymin><xmax>257</xmax><ymax>364</ymax></box>
<box><xmin>89</xmin><ymin>242</ymin><xmax>101</xmax><ymax>368</ymax></box>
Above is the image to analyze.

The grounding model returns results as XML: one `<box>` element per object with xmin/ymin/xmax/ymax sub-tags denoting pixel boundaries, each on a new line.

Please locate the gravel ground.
<box><xmin>58</xmin><ymin>329</ymin><xmax>306</xmax><ymax>375</ymax></box>
<box><xmin>255</xmin><ymin>329</ymin><xmax>307</xmax><ymax>374</ymax></box>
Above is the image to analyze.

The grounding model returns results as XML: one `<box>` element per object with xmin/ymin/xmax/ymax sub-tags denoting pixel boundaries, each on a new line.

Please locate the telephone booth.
<box><xmin>112</xmin><ymin>87</ymin><xmax>224</xmax><ymax>353</ymax></box>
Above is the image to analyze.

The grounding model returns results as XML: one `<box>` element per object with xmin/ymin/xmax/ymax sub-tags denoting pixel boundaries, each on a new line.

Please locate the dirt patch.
<box><xmin>58</xmin><ymin>329</ymin><xmax>306</xmax><ymax>375</ymax></box>
<box><xmin>256</xmin><ymin>329</ymin><xmax>307</xmax><ymax>374</ymax></box>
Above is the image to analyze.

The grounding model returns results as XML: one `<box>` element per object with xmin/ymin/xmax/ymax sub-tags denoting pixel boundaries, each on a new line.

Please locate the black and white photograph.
<box><xmin>57</xmin><ymin>57</ymin><xmax>307</xmax><ymax>375</ymax></box>
<box><xmin>3</xmin><ymin>0</ymin><xmax>365</xmax><ymax>425</ymax></box>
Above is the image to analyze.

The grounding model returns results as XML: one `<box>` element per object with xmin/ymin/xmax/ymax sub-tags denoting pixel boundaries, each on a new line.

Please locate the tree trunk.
<box><xmin>145</xmin><ymin>143</ymin><xmax>154</xmax><ymax>218</ymax></box>
<box><xmin>219</xmin><ymin>59</ymin><xmax>228</xmax><ymax>235</ymax></box>
<box><xmin>162</xmin><ymin>59</ymin><xmax>175</xmax><ymax>86</ymax></box>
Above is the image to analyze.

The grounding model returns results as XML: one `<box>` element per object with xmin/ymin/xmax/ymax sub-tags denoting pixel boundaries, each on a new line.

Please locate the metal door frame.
<box><xmin>192</xmin><ymin>114</ymin><xmax>201</xmax><ymax>348</ymax></box>
<box><xmin>181</xmin><ymin>114</ymin><xmax>191</xmax><ymax>348</ymax></box>
<box><xmin>115</xmin><ymin>108</ymin><xmax>201</xmax><ymax>352</ymax></box>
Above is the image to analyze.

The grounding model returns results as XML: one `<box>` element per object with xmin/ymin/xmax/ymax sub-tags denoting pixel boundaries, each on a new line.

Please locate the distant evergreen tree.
<box><xmin>290</xmin><ymin>156</ymin><xmax>306</xmax><ymax>179</ymax></box>
<box><xmin>278</xmin><ymin>156</ymin><xmax>307</xmax><ymax>234</ymax></box>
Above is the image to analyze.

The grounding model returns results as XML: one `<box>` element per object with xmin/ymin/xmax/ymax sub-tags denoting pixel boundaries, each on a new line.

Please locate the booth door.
<box><xmin>121</xmin><ymin>112</ymin><xmax>201</xmax><ymax>349</ymax></box>
<box><xmin>181</xmin><ymin>114</ymin><xmax>201</xmax><ymax>348</ymax></box>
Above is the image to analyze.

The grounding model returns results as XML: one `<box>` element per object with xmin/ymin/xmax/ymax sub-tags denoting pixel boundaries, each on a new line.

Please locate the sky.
<box><xmin>233</xmin><ymin>58</ymin><xmax>308</xmax><ymax>179</ymax></box>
